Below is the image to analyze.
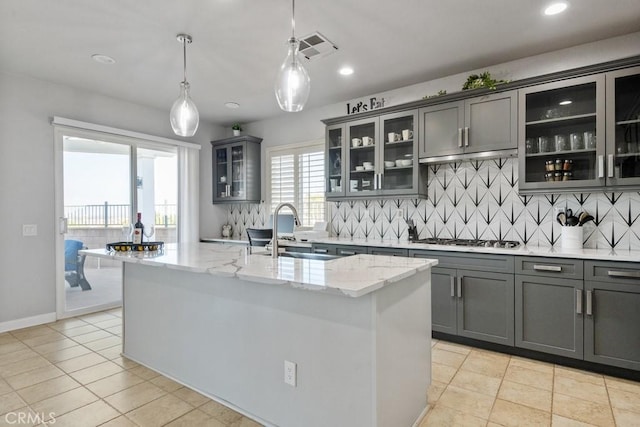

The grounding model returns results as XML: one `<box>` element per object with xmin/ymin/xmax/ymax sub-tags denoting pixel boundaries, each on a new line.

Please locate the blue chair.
<box><xmin>65</xmin><ymin>240</ymin><xmax>91</xmax><ymax>291</ymax></box>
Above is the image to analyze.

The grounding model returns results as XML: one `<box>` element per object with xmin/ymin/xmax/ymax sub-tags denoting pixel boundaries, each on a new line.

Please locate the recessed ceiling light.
<box><xmin>91</xmin><ymin>54</ymin><xmax>116</xmax><ymax>64</ymax></box>
<box><xmin>559</xmin><ymin>100</ymin><xmax>572</xmax><ymax>105</ymax></box>
<box><xmin>339</xmin><ymin>66</ymin><xmax>354</xmax><ymax>76</ymax></box>
<box><xmin>225</xmin><ymin>102</ymin><xmax>240</xmax><ymax>109</ymax></box>
<box><xmin>544</xmin><ymin>2</ymin><xmax>569</xmax><ymax>15</ymax></box>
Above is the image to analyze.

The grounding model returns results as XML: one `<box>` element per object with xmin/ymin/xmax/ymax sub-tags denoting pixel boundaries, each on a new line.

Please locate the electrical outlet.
<box><xmin>554</xmin><ymin>207</ymin><xmax>565</xmax><ymax>216</ymax></box>
<box><xmin>395</xmin><ymin>209</ymin><xmax>404</xmax><ymax>219</ymax></box>
<box><xmin>22</xmin><ymin>224</ymin><xmax>38</xmax><ymax>236</ymax></box>
<box><xmin>284</xmin><ymin>360</ymin><xmax>297</xmax><ymax>387</ymax></box>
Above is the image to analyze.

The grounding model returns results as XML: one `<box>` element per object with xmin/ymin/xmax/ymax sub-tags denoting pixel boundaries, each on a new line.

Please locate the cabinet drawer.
<box><xmin>311</xmin><ymin>244</ymin><xmax>337</xmax><ymax>255</ymax></box>
<box><xmin>515</xmin><ymin>256</ymin><xmax>583</xmax><ymax>279</ymax></box>
<box><xmin>367</xmin><ymin>247</ymin><xmax>409</xmax><ymax>256</ymax></box>
<box><xmin>585</xmin><ymin>260</ymin><xmax>640</xmax><ymax>284</ymax></box>
<box><xmin>336</xmin><ymin>245</ymin><xmax>368</xmax><ymax>256</ymax></box>
<box><xmin>410</xmin><ymin>250</ymin><xmax>514</xmax><ymax>274</ymax></box>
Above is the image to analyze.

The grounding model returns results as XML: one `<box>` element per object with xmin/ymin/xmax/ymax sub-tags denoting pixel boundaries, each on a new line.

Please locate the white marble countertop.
<box><xmin>306</xmin><ymin>237</ymin><xmax>640</xmax><ymax>262</ymax></box>
<box><xmin>82</xmin><ymin>243</ymin><xmax>438</xmax><ymax>298</ymax></box>
<box><xmin>200</xmin><ymin>237</ymin><xmax>313</xmax><ymax>248</ymax></box>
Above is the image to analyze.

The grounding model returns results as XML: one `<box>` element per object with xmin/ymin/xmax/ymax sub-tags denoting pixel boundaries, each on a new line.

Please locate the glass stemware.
<box><xmin>143</xmin><ymin>224</ymin><xmax>155</xmax><ymax>242</ymax></box>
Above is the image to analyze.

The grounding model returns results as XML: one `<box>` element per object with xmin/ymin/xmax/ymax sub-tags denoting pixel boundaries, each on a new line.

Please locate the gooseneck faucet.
<box><xmin>272</xmin><ymin>202</ymin><xmax>301</xmax><ymax>259</ymax></box>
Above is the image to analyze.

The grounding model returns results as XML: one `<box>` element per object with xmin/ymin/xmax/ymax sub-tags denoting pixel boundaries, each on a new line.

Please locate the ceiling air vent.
<box><xmin>298</xmin><ymin>32</ymin><xmax>338</xmax><ymax>61</ymax></box>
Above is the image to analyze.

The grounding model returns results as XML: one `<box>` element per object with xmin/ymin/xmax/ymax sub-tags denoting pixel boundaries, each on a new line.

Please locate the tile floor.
<box><xmin>1</xmin><ymin>310</ymin><xmax>639</xmax><ymax>427</ymax></box>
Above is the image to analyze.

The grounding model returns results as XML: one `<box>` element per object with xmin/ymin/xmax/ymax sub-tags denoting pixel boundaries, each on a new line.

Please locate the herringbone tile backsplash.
<box><xmin>226</xmin><ymin>157</ymin><xmax>640</xmax><ymax>250</ymax></box>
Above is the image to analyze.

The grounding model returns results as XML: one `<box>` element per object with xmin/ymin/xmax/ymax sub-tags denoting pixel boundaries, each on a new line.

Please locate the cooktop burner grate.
<box><xmin>411</xmin><ymin>237</ymin><xmax>520</xmax><ymax>249</ymax></box>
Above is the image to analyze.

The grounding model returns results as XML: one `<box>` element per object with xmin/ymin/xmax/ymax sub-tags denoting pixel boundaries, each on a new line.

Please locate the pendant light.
<box><xmin>170</xmin><ymin>34</ymin><xmax>199</xmax><ymax>137</ymax></box>
<box><xmin>274</xmin><ymin>0</ymin><xmax>310</xmax><ymax>112</ymax></box>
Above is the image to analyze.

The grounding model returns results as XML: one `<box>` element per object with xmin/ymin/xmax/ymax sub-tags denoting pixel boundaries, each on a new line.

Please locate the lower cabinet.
<box><xmin>411</xmin><ymin>250</ymin><xmax>515</xmax><ymax>346</ymax></box>
<box><xmin>367</xmin><ymin>246</ymin><xmax>409</xmax><ymax>256</ymax></box>
<box><xmin>311</xmin><ymin>243</ymin><xmax>367</xmax><ymax>256</ymax></box>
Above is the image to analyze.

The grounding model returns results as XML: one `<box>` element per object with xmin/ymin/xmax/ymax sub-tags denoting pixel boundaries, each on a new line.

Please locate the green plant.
<box><xmin>462</xmin><ymin>72</ymin><xmax>508</xmax><ymax>91</ymax></box>
<box><xmin>423</xmin><ymin>89</ymin><xmax>447</xmax><ymax>99</ymax></box>
<box><xmin>232</xmin><ymin>123</ymin><xmax>242</xmax><ymax>131</ymax></box>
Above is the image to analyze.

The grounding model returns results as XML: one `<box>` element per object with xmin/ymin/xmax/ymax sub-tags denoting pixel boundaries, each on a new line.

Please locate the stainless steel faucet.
<box><xmin>271</xmin><ymin>202</ymin><xmax>301</xmax><ymax>259</ymax></box>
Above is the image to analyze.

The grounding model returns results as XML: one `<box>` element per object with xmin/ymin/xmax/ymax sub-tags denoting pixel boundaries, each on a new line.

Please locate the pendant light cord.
<box><xmin>182</xmin><ymin>37</ymin><xmax>188</xmax><ymax>83</ymax></box>
<box><xmin>291</xmin><ymin>0</ymin><xmax>296</xmax><ymax>39</ymax></box>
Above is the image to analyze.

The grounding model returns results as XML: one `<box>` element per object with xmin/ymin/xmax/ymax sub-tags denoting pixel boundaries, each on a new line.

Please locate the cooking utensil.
<box><xmin>579</xmin><ymin>214</ymin><xmax>594</xmax><ymax>226</ymax></box>
<box><xmin>556</xmin><ymin>212</ymin><xmax>566</xmax><ymax>226</ymax></box>
<box><xmin>566</xmin><ymin>216</ymin><xmax>579</xmax><ymax>226</ymax></box>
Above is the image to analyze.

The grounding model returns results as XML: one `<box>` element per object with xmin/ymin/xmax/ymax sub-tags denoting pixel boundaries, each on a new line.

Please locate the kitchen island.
<box><xmin>83</xmin><ymin>243</ymin><xmax>437</xmax><ymax>427</ymax></box>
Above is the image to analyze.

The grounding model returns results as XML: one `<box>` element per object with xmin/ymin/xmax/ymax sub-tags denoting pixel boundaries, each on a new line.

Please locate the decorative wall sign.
<box><xmin>346</xmin><ymin>97</ymin><xmax>386</xmax><ymax>115</ymax></box>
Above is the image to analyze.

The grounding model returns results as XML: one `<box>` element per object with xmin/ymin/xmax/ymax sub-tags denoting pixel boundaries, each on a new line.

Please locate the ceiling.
<box><xmin>2</xmin><ymin>1</ymin><xmax>640</xmax><ymax>127</ymax></box>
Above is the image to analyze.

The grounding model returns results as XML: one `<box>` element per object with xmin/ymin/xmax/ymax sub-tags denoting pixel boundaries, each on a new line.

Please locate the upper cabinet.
<box><xmin>211</xmin><ymin>135</ymin><xmax>262</xmax><ymax>203</ymax></box>
<box><xmin>326</xmin><ymin>110</ymin><xmax>427</xmax><ymax>200</ymax></box>
<box><xmin>419</xmin><ymin>91</ymin><xmax>517</xmax><ymax>160</ymax></box>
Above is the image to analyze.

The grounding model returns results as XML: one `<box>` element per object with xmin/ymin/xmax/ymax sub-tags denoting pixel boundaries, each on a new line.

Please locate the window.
<box><xmin>268</xmin><ymin>141</ymin><xmax>325</xmax><ymax>226</ymax></box>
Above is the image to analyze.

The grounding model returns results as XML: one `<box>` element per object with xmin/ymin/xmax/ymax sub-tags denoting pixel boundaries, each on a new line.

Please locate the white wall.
<box><xmin>0</xmin><ymin>71</ymin><xmax>226</xmax><ymax>326</ymax></box>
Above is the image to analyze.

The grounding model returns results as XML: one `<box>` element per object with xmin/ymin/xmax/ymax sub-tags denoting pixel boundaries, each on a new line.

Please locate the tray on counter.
<box><xmin>106</xmin><ymin>241</ymin><xmax>164</xmax><ymax>252</ymax></box>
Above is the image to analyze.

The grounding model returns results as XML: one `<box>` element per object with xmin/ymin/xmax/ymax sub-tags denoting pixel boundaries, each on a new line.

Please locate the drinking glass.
<box><xmin>143</xmin><ymin>225</ymin><xmax>155</xmax><ymax>242</ymax></box>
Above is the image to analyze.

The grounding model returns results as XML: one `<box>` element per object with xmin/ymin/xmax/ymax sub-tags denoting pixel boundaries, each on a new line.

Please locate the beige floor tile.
<box><xmin>489</xmin><ymin>399</ymin><xmax>550</xmax><ymax>426</ymax></box>
<box><xmin>503</xmin><ymin>364</ymin><xmax>553</xmax><ymax>391</ymax></box>
<box><xmin>427</xmin><ymin>381</ymin><xmax>447</xmax><ymax>404</ymax></box>
<box><xmin>31</xmin><ymin>338</ymin><xmax>78</xmax><ymax>355</ymax></box>
<box><xmin>92</xmin><ymin>318</ymin><xmax>122</xmax><ymax>329</ymax></box>
<box><xmin>68</xmin><ymin>361</ymin><xmax>123</xmax><ymax>384</ymax></box>
<box><xmin>96</xmin><ymin>345</ymin><xmax>122</xmax><ymax>360</ymax></box>
<box><xmin>605</xmin><ymin>376</ymin><xmax>640</xmax><ymax>395</ymax></box>
<box><xmin>433</xmin><ymin>341</ymin><xmax>472</xmax><ymax>355</ymax></box>
<box><xmin>59</xmin><ymin>324</ymin><xmax>101</xmax><ymax>338</ymax></box>
<box><xmin>612</xmin><ymin>407</ymin><xmax>640</xmax><ymax>427</ymax></box>
<box><xmin>199</xmin><ymin>400</ymin><xmax>244</xmax><ymax>424</ymax></box>
<box><xmin>0</xmin><ymin>356</ymin><xmax>53</xmax><ymax>379</ymax></box>
<box><xmin>436</xmin><ymin>385</ymin><xmax>495</xmax><ymax>419</ymax></box>
<box><xmin>21</xmin><ymin>331</ymin><xmax>67</xmax><ymax>348</ymax></box>
<box><xmin>0</xmin><ymin>348</ymin><xmax>38</xmax><ymax>368</ymax></box>
<box><xmin>228</xmin><ymin>417</ymin><xmax>265</xmax><ymax>427</ymax></box>
<box><xmin>85</xmin><ymin>371</ymin><xmax>144</xmax><ymax>398</ymax></box>
<box><xmin>0</xmin><ymin>341</ymin><xmax>28</xmax><ymax>357</ymax></box>
<box><xmin>126</xmin><ymin>393</ymin><xmax>194</xmax><ymax>426</ymax></box>
<box><xmin>554</xmin><ymin>365</ymin><xmax>605</xmax><ymax>386</ymax></box>
<box><xmin>449</xmin><ymin>369</ymin><xmax>502</xmax><ymax>396</ymax></box>
<box><xmin>48</xmin><ymin>318</ymin><xmax>89</xmax><ymax>332</ymax></box>
<box><xmin>149</xmin><ymin>375</ymin><xmax>183</xmax><ymax>392</ymax></box>
<box><xmin>0</xmin><ymin>334</ymin><xmax>18</xmax><ymax>346</ymax></box>
<box><xmin>104</xmin><ymin>381</ymin><xmax>166</xmax><ymax>413</ymax></box>
<box><xmin>431</xmin><ymin>362</ymin><xmax>457</xmax><ymax>384</ymax></box>
<box><xmin>0</xmin><ymin>391</ymin><xmax>27</xmax><ymax>415</ymax></box>
<box><xmin>104</xmin><ymin>326</ymin><xmax>123</xmax><ymax>336</ymax></box>
<box><xmin>42</xmin><ymin>345</ymin><xmax>92</xmax><ymax>363</ymax></box>
<box><xmin>127</xmin><ymin>365</ymin><xmax>160</xmax><ymax>380</ymax></box>
<box><xmin>105</xmin><ymin>308</ymin><xmax>122</xmax><ymax>318</ymax></box>
<box><xmin>0</xmin><ymin>379</ymin><xmax>11</xmax><ymax>395</ymax></box>
<box><xmin>164</xmin><ymin>409</ymin><xmax>225</xmax><ymax>427</ymax></box>
<box><xmin>0</xmin><ymin>406</ymin><xmax>39</xmax><ymax>427</ymax></box>
<box><xmin>30</xmin><ymin>387</ymin><xmax>99</xmax><ymax>420</ymax></box>
<box><xmin>551</xmin><ymin>414</ymin><xmax>599</xmax><ymax>426</ymax></box>
<box><xmin>99</xmin><ymin>415</ymin><xmax>138</xmax><ymax>427</ymax></box>
<box><xmin>83</xmin><ymin>336</ymin><xmax>121</xmax><ymax>352</ymax></box>
<box><xmin>554</xmin><ymin>375</ymin><xmax>609</xmax><ymax>405</ymax></box>
<box><xmin>50</xmin><ymin>400</ymin><xmax>119</xmax><ymax>427</ymax></box>
<box><xmin>78</xmin><ymin>313</ymin><xmax>118</xmax><ymax>325</ymax></box>
<box><xmin>111</xmin><ymin>356</ymin><xmax>139</xmax><ymax>370</ymax></box>
<box><xmin>552</xmin><ymin>393</ymin><xmax>615</xmax><ymax>426</ymax></box>
<box><xmin>71</xmin><ymin>330</ymin><xmax>113</xmax><ymax>344</ymax></box>
<box><xmin>607</xmin><ymin>387</ymin><xmax>640</xmax><ymax>413</ymax></box>
<box><xmin>498</xmin><ymin>380</ymin><xmax>551</xmax><ymax>412</ymax></box>
<box><xmin>509</xmin><ymin>356</ymin><xmax>554</xmax><ymax>375</ymax></box>
<box><xmin>10</xmin><ymin>325</ymin><xmax>55</xmax><ymax>341</ymax></box>
<box><xmin>459</xmin><ymin>350</ymin><xmax>510</xmax><ymax>378</ymax></box>
<box><xmin>4</xmin><ymin>364</ymin><xmax>65</xmax><ymax>390</ymax></box>
<box><xmin>16</xmin><ymin>375</ymin><xmax>80</xmax><ymax>404</ymax></box>
<box><xmin>171</xmin><ymin>387</ymin><xmax>209</xmax><ymax>407</ymax></box>
<box><xmin>431</xmin><ymin>339</ymin><xmax>439</xmax><ymax>347</ymax></box>
<box><xmin>431</xmin><ymin>347</ymin><xmax>467</xmax><ymax>369</ymax></box>
<box><xmin>56</xmin><ymin>352</ymin><xmax>108</xmax><ymax>373</ymax></box>
<box><xmin>421</xmin><ymin>405</ymin><xmax>486</xmax><ymax>427</ymax></box>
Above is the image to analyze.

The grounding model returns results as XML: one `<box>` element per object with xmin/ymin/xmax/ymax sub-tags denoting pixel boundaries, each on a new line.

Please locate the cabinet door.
<box><xmin>311</xmin><ymin>243</ymin><xmax>337</xmax><ymax>255</ymax></box>
<box><xmin>606</xmin><ymin>66</ymin><xmax>640</xmax><ymax>187</ymax></box>
<box><xmin>430</xmin><ymin>267</ymin><xmax>458</xmax><ymax>335</ymax></box>
<box><xmin>515</xmin><ymin>276</ymin><xmax>584</xmax><ymax>359</ymax></box>
<box><xmin>518</xmin><ymin>75</ymin><xmax>605</xmax><ymax>193</ymax></box>
<box><xmin>367</xmin><ymin>247</ymin><xmax>409</xmax><ymax>256</ymax></box>
<box><xmin>228</xmin><ymin>143</ymin><xmax>247</xmax><ymax>200</ymax></box>
<box><xmin>212</xmin><ymin>145</ymin><xmax>232</xmax><ymax>202</ymax></box>
<box><xmin>418</xmin><ymin>101</ymin><xmax>464</xmax><ymax>159</ymax></box>
<box><xmin>326</xmin><ymin>124</ymin><xmax>346</xmax><ymax>199</ymax></box>
<box><xmin>346</xmin><ymin>117</ymin><xmax>379</xmax><ymax>196</ymax></box>
<box><xmin>584</xmin><ymin>280</ymin><xmax>640</xmax><ymax>370</ymax></box>
<box><xmin>379</xmin><ymin>110</ymin><xmax>418</xmax><ymax>195</ymax></box>
<box><xmin>465</xmin><ymin>91</ymin><xmax>517</xmax><ymax>153</ymax></box>
<box><xmin>457</xmin><ymin>270</ymin><xmax>514</xmax><ymax>345</ymax></box>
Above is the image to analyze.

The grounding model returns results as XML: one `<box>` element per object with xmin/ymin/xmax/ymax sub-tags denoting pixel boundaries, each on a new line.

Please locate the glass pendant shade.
<box><xmin>275</xmin><ymin>38</ymin><xmax>310</xmax><ymax>112</ymax></box>
<box><xmin>170</xmin><ymin>81</ymin><xmax>199</xmax><ymax>137</ymax></box>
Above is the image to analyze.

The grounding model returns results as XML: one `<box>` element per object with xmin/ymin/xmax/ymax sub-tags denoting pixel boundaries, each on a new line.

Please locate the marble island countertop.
<box><xmin>82</xmin><ymin>243</ymin><xmax>438</xmax><ymax>298</ymax></box>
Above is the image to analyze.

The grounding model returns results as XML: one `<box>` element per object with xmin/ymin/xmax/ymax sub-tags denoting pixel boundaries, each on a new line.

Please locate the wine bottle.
<box><xmin>133</xmin><ymin>212</ymin><xmax>144</xmax><ymax>244</ymax></box>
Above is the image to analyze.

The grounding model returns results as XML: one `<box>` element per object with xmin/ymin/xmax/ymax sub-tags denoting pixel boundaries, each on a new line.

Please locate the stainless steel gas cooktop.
<box><xmin>411</xmin><ymin>237</ymin><xmax>520</xmax><ymax>249</ymax></box>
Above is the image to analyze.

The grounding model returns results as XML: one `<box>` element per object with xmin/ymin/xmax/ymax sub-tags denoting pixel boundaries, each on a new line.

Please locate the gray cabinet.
<box><xmin>367</xmin><ymin>246</ymin><xmax>409</xmax><ymax>256</ymax></box>
<box><xmin>211</xmin><ymin>136</ymin><xmax>262</xmax><ymax>203</ymax></box>
<box><xmin>419</xmin><ymin>90</ymin><xmax>517</xmax><ymax>160</ymax></box>
<box><xmin>584</xmin><ymin>260</ymin><xmax>640</xmax><ymax>371</ymax></box>
<box><xmin>515</xmin><ymin>257</ymin><xmax>585</xmax><ymax>359</ymax></box>
<box><xmin>311</xmin><ymin>243</ymin><xmax>367</xmax><ymax>256</ymax></box>
<box><xmin>410</xmin><ymin>250</ymin><xmax>515</xmax><ymax>346</ymax></box>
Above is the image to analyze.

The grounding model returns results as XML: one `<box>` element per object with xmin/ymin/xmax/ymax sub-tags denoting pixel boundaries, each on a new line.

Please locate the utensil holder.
<box><xmin>561</xmin><ymin>226</ymin><xmax>583</xmax><ymax>249</ymax></box>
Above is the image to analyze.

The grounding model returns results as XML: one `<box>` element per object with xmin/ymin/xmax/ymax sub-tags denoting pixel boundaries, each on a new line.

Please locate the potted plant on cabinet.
<box><xmin>232</xmin><ymin>123</ymin><xmax>242</xmax><ymax>136</ymax></box>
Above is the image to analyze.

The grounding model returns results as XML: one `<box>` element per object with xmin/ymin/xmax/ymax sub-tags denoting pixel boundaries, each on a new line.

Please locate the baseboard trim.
<box><xmin>0</xmin><ymin>312</ymin><xmax>57</xmax><ymax>333</ymax></box>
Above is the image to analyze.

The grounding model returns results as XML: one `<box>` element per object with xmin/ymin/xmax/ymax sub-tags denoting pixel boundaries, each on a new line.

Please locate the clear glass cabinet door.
<box><xmin>214</xmin><ymin>146</ymin><xmax>231</xmax><ymax>199</ymax></box>
<box><xmin>326</xmin><ymin>125</ymin><xmax>345</xmax><ymax>197</ymax></box>
<box><xmin>346</xmin><ymin>118</ymin><xmax>378</xmax><ymax>195</ymax></box>
<box><xmin>381</xmin><ymin>111</ymin><xmax>417</xmax><ymax>193</ymax></box>
<box><xmin>230</xmin><ymin>144</ymin><xmax>245</xmax><ymax>199</ymax></box>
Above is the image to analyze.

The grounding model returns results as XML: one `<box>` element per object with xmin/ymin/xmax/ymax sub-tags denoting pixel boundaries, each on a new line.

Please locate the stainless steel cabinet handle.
<box><xmin>533</xmin><ymin>264</ymin><xmax>562</xmax><ymax>272</ymax></box>
<box><xmin>598</xmin><ymin>155</ymin><xmax>604</xmax><ymax>178</ymax></box>
<box><xmin>607</xmin><ymin>270</ymin><xmax>640</xmax><ymax>278</ymax></box>
<box><xmin>458</xmin><ymin>128</ymin><xmax>463</xmax><ymax>147</ymax></box>
<box><xmin>314</xmin><ymin>248</ymin><xmax>329</xmax><ymax>254</ymax></box>
<box><xmin>457</xmin><ymin>276</ymin><xmax>462</xmax><ymax>299</ymax></box>
<box><xmin>608</xmin><ymin>154</ymin><xmax>614</xmax><ymax>178</ymax></box>
<box><xmin>586</xmin><ymin>290</ymin><xmax>593</xmax><ymax>316</ymax></box>
<box><xmin>226</xmin><ymin>185</ymin><xmax>231</xmax><ymax>197</ymax></box>
<box><xmin>576</xmin><ymin>289</ymin><xmax>582</xmax><ymax>314</ymax></box>
<box><xmin>464</xmin><ymin>127</ymin><xmax>470</xmax><ymax>147</ymax></box>
<box><xmin>373</xmin><ymin>173</ymin><xmax>377</xmax><ymax>190</ymax></box>
<box><xmin>340</xmin><ymin>251</ymin><xmax>356</xmax><ymax>256</ymax></box>
<box><xmin>450</xmin><ymin>276</ymin><xmax>455</xmax><ymax>297</ymax></box>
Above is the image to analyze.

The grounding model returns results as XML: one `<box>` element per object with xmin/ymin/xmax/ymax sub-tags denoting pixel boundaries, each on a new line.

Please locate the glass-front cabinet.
<box><xmin>606</xmin><ymin>66</ymin><xmax>640</xmax><ymax>186</ymax></box>
<box><xmin>326</xmin><ymin>124</ymin><xmax>345</xmax><ymax>197</ymax></box>
<box><xmin>380</xmin><ymin>111</ymin><xmax>420</xmax><ymax>194</ymax></box>
<box><xmin>518</xmin><ymin>75</ymin><xmax>605</xmax><ymax>192</ymax></box>
<box><xmin>211</xmin><ymin>136</ymin><xmax>262</xmax><ymax>203</ymax></box>
<box><xmin>346</xmin><ymin>117</ymin><xmax>378</xmax><ymax>196</ymax></box>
